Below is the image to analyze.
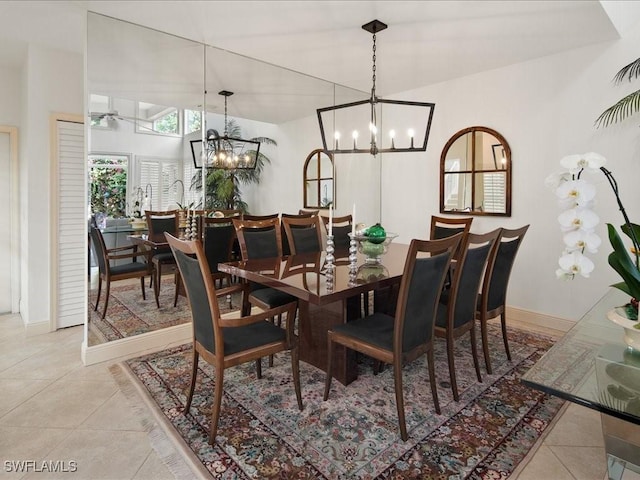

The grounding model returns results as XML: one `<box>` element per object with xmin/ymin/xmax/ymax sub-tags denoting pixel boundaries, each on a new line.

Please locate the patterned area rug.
<box><xmin>88</xmin><ymin>278</ymin><xmax>240</xmax><ymax>343</ymax></box>
<box><xmin>117</xmin><ymin>324</ymin><xmax>564</xmax><ymax>479</ymax></box>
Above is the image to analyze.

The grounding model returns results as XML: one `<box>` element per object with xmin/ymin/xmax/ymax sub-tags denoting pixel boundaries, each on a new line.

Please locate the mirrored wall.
<box><xmin>85</xmin><ymin>12</ymin><xmax>367</xmax><ymax>351</ymax></box>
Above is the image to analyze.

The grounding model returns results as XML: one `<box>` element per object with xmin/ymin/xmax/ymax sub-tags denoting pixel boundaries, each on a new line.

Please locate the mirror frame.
<box><xmin>439</xmin><ymin>125</ymin><xmax>511</xmax><ymax>216</ymax></box>
<box><xmin>303</xmin><ymin>148</ymin><xmax>334</xmax><ymax>209</ymax></box>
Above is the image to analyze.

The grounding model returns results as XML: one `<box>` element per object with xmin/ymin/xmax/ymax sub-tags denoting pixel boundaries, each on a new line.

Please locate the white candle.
<box><xmin>328</xmin><ymin>205</ymin><xmax>333</xmax><ymax>236</ymax></box>
<box><xmin>352</xmin><ymin>204</ymin><xmax>356</xmax><ymax>235</ymax></box>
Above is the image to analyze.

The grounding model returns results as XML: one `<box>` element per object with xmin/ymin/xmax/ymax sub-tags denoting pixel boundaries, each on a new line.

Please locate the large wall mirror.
<box><xmin>440</xmin><ymin>126</ymin><xmax>511</xmax><ymax>216</ymax></box>
<box><xmin>84</xmin><ymin>12</ymin><xmax>366</xmax><ymax>358</ymax></box>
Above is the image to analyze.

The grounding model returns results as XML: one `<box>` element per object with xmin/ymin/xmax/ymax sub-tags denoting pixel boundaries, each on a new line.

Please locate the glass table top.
<box><xmin>521</xmin><ymin>288</ymin><xmax>640</xmax><ymax>425</ymax></box>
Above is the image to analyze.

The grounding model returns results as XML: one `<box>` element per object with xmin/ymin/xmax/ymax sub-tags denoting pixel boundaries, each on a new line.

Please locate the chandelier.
<box><xmin>317</xmin><ymin>20</ymin><xmax>435</xmax><ymax>156</ymax></box>
<box><xmin>191</xmin><ymin>90</ymin><xmax>260</xmax><ymax>170</ymax></box>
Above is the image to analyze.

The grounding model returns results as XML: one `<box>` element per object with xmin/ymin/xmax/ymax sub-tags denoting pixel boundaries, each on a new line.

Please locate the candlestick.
<box><xmin>351</xmin><ymin>204</ymin><xmax>356</xmax><ymax>235</ymax></box>
<box><xmin>325</xmin><ymin>234</ymin><xmax>335</xmax><ymax>290</ymax></box>
<box><xmin>328</xmin><ymin>205</ymin><xmax>333</xmax><ymax>236</ymax></box>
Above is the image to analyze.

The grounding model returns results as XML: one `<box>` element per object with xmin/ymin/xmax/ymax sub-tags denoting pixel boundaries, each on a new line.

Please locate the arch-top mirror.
<box><xmin>440</xmin><ymin>126</ymin><xmax>511</xmax><ymax>216</ymax></box>
<box><xmin>303</xmin><ymin>149</ymin><xmax>334</xmax><ymax>208</ymax></box>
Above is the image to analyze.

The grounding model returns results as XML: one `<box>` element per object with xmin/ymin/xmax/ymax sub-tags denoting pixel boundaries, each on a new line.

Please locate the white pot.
<box><xmin>608</xmin><ymin>306</ymin><xmax>640</xmax><ymax>350</ymax></box>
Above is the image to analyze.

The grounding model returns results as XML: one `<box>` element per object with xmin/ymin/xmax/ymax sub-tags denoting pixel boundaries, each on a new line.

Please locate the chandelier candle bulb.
<box><xmin>334</xmin><ymin>131</ymin><xmax>340</xmax><ymax>150</ymax></box>
<box><xmin>389</xmin><ymin>130</ymin><xmax>396</xmax><ymax>149</ymax></box>
<box><xmin>408</xmin><ymin>129</ymin><xmax>415</xmax><ymax>149</ymax></box>
<box><xmin>352</xmin><ymin>130</ymin><xmax>358</xmax><ymax>149</ymax></box>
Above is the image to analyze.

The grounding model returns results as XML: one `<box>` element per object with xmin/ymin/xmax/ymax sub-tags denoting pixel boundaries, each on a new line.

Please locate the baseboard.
<box><xmin>25</xmin><ymin>321</ymin><xmax>53</xmax><ymax>336</ymax></box>
<box><xmin>506</xmin><ymin>305</ymin><xmax>575</xmax><ymax>338</ymax></box>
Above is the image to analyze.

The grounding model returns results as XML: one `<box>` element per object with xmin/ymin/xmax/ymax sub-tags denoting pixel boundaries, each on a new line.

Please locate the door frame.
<box><xmin>0</xmin><ymin>125</ymin><xmax>19</xmax><ymax>313</ymax></box>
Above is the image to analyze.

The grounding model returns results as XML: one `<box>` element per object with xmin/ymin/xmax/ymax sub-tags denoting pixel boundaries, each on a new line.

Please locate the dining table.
<box><xmin>218</xmin><ymin>242</ymin><xmax>410</xmax><ymax>385</ymax></box>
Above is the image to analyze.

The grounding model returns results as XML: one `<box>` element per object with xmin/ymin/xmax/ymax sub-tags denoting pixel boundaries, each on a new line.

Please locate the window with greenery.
<box><xmin>88</xmin><ymin>154</ymin><xmax>130</xmax><ymax>217</ymax></box>
<box><xmin>136</xmin><ymin>101</ymin><xmax>181</xmax><ymax>136</ymax></box>
<box><xmin>184</xmin><ymin>109</ymin><xmax>202</xmax><ymax>134</ymax></box>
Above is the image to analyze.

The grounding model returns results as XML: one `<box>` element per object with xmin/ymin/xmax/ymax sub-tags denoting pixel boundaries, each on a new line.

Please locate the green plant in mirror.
<box><xmin>596</xmin><ymin>56</ymin><xmax>640</xmax><ymax>127</ymax></box>
<box><xmin>190</xmin><ymin>119</ymin><xmax>275</xmax><ymax>212</ymax></box>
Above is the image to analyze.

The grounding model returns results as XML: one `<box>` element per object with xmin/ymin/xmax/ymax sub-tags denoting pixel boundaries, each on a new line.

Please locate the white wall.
<box><xmin>21</xmin><ymin>45</ymin><xmax>83</xmax><ymax>327</ymax></box>
<box><xmin>0</xmin><ymin>66</ymin><xmax>22</xmax><ymax>126</ymax></box>
<box><xmin>257</xmin><ymin>23</ymin><xmax>640</xmax><ymax>322</ymax></box>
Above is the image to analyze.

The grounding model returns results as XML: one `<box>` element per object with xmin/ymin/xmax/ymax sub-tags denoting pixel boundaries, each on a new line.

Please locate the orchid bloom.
<box><xmin>562</xmin><ymin>230</ymin><xmax>601</xmax><ymax>253</ymax></box>
<box><xmin>558</xmin><ymin>208</ymin><xmax>600</xmax><ymax>232</ymax></box>
<box><xmin>557</xmin><ymin>251</ymin><xmax>595</xmax><ymax>279</ymax></box>
<box><xmin>560</xmin><ymin>152</ymin><xmax>607</xmax><ymax>174</ymax></box>
<box><xmin>555</xmin><ymin>179</ymin><xmax>596</xmax><ymax>209</ymax></box>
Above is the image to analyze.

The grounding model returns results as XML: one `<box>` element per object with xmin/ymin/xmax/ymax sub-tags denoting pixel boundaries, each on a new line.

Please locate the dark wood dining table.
<box><xmin>218</xmin><ymin>242</ymin><xmax>410</xmax><ymax>385</ymax></box>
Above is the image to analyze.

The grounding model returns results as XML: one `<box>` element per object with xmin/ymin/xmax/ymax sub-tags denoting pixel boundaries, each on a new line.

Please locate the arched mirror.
<box><xmin>303</xmin><ymin>149</ymin><xmax>334</xmax><ymax>208</ymax></box>
<box><xmin>440</xmin><ymin>126</ymin><xmax>511</xmax><ymax>216</ymax></box>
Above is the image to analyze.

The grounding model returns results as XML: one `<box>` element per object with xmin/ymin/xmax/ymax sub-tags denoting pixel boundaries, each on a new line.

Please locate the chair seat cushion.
<box><xmin>152</xmin><ymin>252</ymin><xmax>175</xmax><ymax>263</ymax></box>
<box><xmin>111</xmin><ymin>262</ymin><xmax>149</xmax><ymax>276</ymax></box>
<box><xmin>332</xmin><ymin>312</ymin><xmax>395</xmax><ymax>351</ymax></box>
<box><xmin>222</xmin><ymin>320</ymin><xmax>286</xmax><ymax>355</ymax></box>
<box><xmin>249</xmin><ymin>288</ymin><xmax>296</xmax><ymax>308</ymax></box>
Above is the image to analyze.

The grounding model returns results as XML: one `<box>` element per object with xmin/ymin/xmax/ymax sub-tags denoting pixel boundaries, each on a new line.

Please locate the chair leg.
<box><xmin>268</xmin><ymin>313</ymin><xmax>283</xmax><ymax>367</ymax></box>
<box><xmin>480</xmin><ymin>314</ymin><xmax>492</xmax><ymax>375</ymax></box>
<box><xmin>140</xmin><ymin>276</ymin><xmax>146</xmax><ymax>301</ymax></box>
<box><xmin>501</xmin><ymin>312</ymin><xmax>511</xmax><ymax>361</ymax></box>
<box><xmin>94</xmin><ymin>276</ymin><xmax>102</xmax><ymax>311</ymax></box>
<box><xmin>470</xmin><ymin>326</ymin><xmax>483</xmax><ymax>383</ymax></box>
<box><xmin>101</xmin><ymin>280</ymin><xmax>111</xmax><ymax>319</ymax></box>
<box><xmin>291</xmin><ymin>344</ymin><xmax>303</xmax><ymax>410</ymax></box>
<box><xmin>446</xmin><ymin>336</ymin><xmax>459</xmax><ymax>401</ymax></box>
<box><xmin>255</xmin><ymin>358</ymin><xmax>262</xmax><ymax>379</ymax></box>
<box><xmin>208</xmin><ymin>367</ymin><xmax>224</xmax><ymax>445</ymax></box>
<box><xmin>323</xmin><ymin>335</ymin><xmax>335</xmax><ymax>401</ymax></box>
<box><xmin>184</xmin><ymin>350</ymin><xmax>199</xmax><ymax>413</ymax></box>
<box><xmin>427</xmin><ymin>349</ymin><xmax>441</xmax><ymax>414</ymax></box>
<box><xmin>173</xmin><ymin>270</ymin><xmax>180</xmax><ymax>307</ymax></box>
<box><xmin>393</xmin><ymin>360</ymin><xmax>408</xmax><ymax>441</ymax></box>
<box><xmin>154</xmin><ymin>262</ymin><xmax>161</xmax><ymax>308</ymax></box>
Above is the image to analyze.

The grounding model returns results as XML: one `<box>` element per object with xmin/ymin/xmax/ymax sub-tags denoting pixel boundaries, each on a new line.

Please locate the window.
<box><xmin>184</xmin><ymin>109</ymin><xmax>202</xmax><ymax>134</ymax></box>
<box><xmin>303</xmin><ymin>149</ymin><xmax>334</xmax><ymax>208</ymax></box>
<box><xmin>88</xmin><ymin>154</ymin><xmax>130</xmax><ymax>217</ymax></box>
<box><xmin>135</xmin><ymin>156</ymin><xmax>181</xmax><ymax>210</ymax></box>
<box><xmin>136</xmin><ymin>102</ymin><xmax>181</xmax><ymax>136</ymax></box>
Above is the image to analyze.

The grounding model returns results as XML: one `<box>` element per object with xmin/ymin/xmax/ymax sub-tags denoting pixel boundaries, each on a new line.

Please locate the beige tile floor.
<box><xmin>0</xmin><ymin>311</ymin><xmax>637</xmax><ymax>480</ymax></box>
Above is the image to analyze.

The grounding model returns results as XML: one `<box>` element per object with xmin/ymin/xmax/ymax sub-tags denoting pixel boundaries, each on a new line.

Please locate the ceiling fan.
<box><xmin>89</xmin><ymin>110</ymin><xmax>160</xmax><ymax>132</ymax></box>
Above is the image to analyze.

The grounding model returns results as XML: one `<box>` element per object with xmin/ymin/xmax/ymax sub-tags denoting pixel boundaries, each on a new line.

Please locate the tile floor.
<box><xmin>0</xmin><ymin>312</ymin><xmax>636</xmax><ymax>480</ymax></box>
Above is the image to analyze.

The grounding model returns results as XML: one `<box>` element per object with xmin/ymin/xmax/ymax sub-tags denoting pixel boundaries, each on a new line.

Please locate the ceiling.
<box><xmin>1</xmin><ymin>1</ymin><xmax>638</xmax><ymax>123</ymax></box>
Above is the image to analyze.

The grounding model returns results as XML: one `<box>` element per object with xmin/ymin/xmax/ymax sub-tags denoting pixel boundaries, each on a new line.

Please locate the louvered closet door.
<box><xmin>56</xmin><ymin>120</ymin><xmax>85</xmax><ymax>328</ymax></box>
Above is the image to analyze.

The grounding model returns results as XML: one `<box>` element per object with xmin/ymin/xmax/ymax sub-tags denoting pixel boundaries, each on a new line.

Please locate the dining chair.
<box><xmin>323</xmin><ymin>233</ymin><xmax>463</xmax><ymax>441</ymax></box>
<box><xmin>299</xmin><ymin>208</ymin><xmax>319</xmax><ymax>215</ymax></box>
<box><xmin>430</xmin><ymin>215</ymin><xmax>473</xmax><ymax>240</ymax></box>
<box><xmin>321</xmin><ymin>214</ymin><xmax>353</xmax><ymax>251</ymax></box>
<box><xmin>242</xmin><ymin>213</ymin><xmax>279</xmax><ymax>221</ymax></box>
<box><xmin>90</xmin><ymin>227</ymin><xmax>152</xmax><ymax>319</ymax></box>
<box><xmin>233</xmin><ymin>217</ymin><xmax>298</xmax><ymax>369</ymax></box>
<box><xmin>434</xmin><ymin>228</ymin><xmax>501</xmax><ymax>401</ymax></box>
<box><xmin>476</xmin><ymin>225</ymin><xmax>529</xmax><ymax>374</ymax></box>
<box><xmin>281</xmin><ymin>212</ymin><xmax>316</xmax><ymax>256</ymax></box>
<box><xmin>165</xmin><ymin>233</ymin><xmax>303</xmax><ymax>445</ymax></box>
<box><xmin>145</xmin><ymin>209</ymin><xmax>180</xmax><ymax>307</ymax></box>
<box><xmin>282</xmin><ymin>214</ymin><xmax>324</xmax><ymax>255</ymax></box>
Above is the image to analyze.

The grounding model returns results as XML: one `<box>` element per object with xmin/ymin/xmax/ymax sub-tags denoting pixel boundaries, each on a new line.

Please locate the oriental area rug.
<box><xmin>113</xmin><ymin>325</ymin><xmax>568</xmax><ymax>479</ymax></box>
<box><xmin>88</xmin><ymin>278</ymin><xmax>240</xmax><ymax>343</ymax></box>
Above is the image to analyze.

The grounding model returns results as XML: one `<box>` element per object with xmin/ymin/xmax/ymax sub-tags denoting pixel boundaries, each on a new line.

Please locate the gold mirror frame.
<box><xmin>439</xmin><ymin>126</ymin><xmax>511</xmax><ymax>216</ymax></box>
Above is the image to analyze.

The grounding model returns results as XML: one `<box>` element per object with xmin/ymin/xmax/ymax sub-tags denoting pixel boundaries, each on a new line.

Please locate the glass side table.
<box><xmin>521</xmin><ymin>288</ymin><xmax>640</xmax><ymax>480</ymax></box>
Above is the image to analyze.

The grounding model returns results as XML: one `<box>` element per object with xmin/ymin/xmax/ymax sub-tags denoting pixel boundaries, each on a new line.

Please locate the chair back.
<box><xmin>242</xmin><ymin>213</ymin><xmax>279</xmax><ymax>221</ymax></box>
<box><xmin>281</xmin><ymin>212</ymin><xmax>316</xmax><ymax>255</ymax></box>
<box><xmin>202</xmin><ymin>217</ymin><xmax>237</xmax><ymax>274</ymax></box>
<box><xmin>447</xmin><ymin>229</ymin><xmax>501</xmax><ymax>329</ymax></box>
<box><xmin>393</xmin><ymin>234</ymin><xmax>462</xmax><ymax>353</ymax></box>
<box><xmin>166</xmin><ymin>234</ymin><xmax>221</xmax><ymax>356</ymax></box>
<box><xmin>321</xmin><ymin>214</ymin><xmax>352</xmax><ymax>250</ymax></box>
<box><xmin>430</xmin><ymin>215</ymin><xmax>473</xmax><ymax>240</ymax></box>
<box><xmin>299</xmin><ymin>208</ymin><xmax>319</xmax><ymax>216</ymax></box>
<box><xmin>89</xmin><ymin>227</ymin><xmax>108</xmax><ymax>274</ymax></box>
<box><xmin>282</xmin><ymin>215</ymin><xmax>323</xmax><ymax>255</ymax></box>
<box><xmin>145</xmin><ymin>209</ymin><xmax>179</xmax><ymax>241</ymax></box>
<box><xmin>233</xmin><ymin>217</ymin><xmax>283</xmax><ymax>260</ymax></box>
<box><xmin>482</xmin><ymin>225</ymin><xmax>529</xmax><ymax>312</ymax></box>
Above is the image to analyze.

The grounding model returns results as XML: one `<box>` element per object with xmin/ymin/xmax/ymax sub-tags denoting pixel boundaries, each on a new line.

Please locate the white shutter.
<box><xmin>56</xmin><ymin>120</ymin><xmax>85</xmax><ymax>328</ymax></box>
<box><xmin>136</xmin><ymin>156</ymin><xmax>180</xmax><ymax>210</ymax></box>
<box><xmin>483</xmin><ymin>172</ymin><xmax>506</xmax><ymax>213</ymax></box>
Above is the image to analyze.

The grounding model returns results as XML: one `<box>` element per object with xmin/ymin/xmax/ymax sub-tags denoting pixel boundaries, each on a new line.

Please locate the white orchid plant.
<box><xmin>547</xmin><ymin>152</ymin><xmax>640</xmax><ymax>318</ymax></box>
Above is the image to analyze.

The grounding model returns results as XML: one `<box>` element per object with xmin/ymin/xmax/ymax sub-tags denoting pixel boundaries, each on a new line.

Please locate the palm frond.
<box><xmin>613</xmin><ymin>57</ymin><xmax>640</xmax><ymax>84</ymax></box>
<box><xmin>252</xmin><ymin>136</ymin><xmax>277</xmax><ymax>147</ymax></box>
<box><xmin>595</xmin><ymin>89</ymin><xmax>640</xmax><ymax>128</ymax></box>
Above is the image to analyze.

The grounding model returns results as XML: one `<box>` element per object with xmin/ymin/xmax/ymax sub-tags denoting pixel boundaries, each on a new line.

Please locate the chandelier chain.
<box><xmin>371</xmin><ymin>32</ymin><xmax>377</xmax><ymax>99</ymax></box>
<box><xmin>223</xmin><ymin>95</ymin><xmax>229</xmax><ymax>136</ymax></box>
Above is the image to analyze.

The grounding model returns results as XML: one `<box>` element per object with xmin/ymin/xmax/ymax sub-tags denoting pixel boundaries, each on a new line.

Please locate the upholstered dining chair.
<box><xmin>282</xmin><ymin>214</ymin><xmax>324</xmax><ymax>255</ymax></box>
<box><xmin>321</xmin><ymin>214</ymin><xmax>353</xmax><ymax>251</ymax></box>
<box><xmin>430</xmin><ymin>215</ymin><xmax>473</xmax><ymax>240</ymax></box>
<box><xmin>434</xmin><ymin>228</ymin><xmax>501</xmax><ymax>401</ymax></box>
<box><xmin>281</xmin><ymin>212</ymin><xmax>316</xmax><ymax>256</ymax></box>
<box><xmin>242</xmin><ymin>213</ymin><xmax>279</xmax><ymax>221</ymax></box>
<box><xmin>299</xmin><ymin>208</ymin><xmax>320</xmax><ymax>216</ymax></box>
<box><xmin>233</xmin><ymin>217</ymin><xmax>298</xmax><ymax>369</ymax></box>
<box><xmin>165</xmin><ymin>233</ymin><xmax>303</xmax><ymax>445</ymax></box>
<box><xmin>90</xmin><ymin>227</ymin><xmax>152</xmax><ymax>319</ymax></box>
<box><xmin>323</xmin><ymin>234</ymin><xmax>463</xmax><ymax>441</ymax></box>
<box><xmin>476</xmin><ymin>224</ymin><xmax>529</xmax><ymax>374</ymax></box>
<box><xmin>145</xmin><ymin>209</ymin><xmax>180</xmax><ymax>307</ymax></box>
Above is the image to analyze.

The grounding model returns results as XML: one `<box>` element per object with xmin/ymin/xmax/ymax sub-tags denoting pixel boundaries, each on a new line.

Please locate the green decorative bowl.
<box><xmin>350</xmin><ymin>232</ymin><xmax>398</xmax><ymax>264</ymax></box>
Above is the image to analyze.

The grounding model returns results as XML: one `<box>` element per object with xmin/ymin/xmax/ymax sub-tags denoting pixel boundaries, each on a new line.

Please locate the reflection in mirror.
<box><xmin>440</xmin><ymin>126</ymin><xmax>511</xmax><ymax>216</ymax></box>
<box><xmin>304</xmin><ymin>149</ymin><xmax>334</xmax><ymax>208</ymax></box>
